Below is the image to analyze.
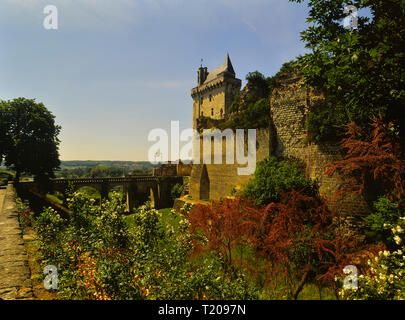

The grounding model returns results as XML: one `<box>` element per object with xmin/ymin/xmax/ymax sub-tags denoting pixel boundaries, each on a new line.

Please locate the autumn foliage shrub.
<box><xmin>188</xmin><ymin>193</ymin><xmax>375</xmax><ymax>299</ymax></box>
<box><xmin>325</xmin><ymin>118</ymin><xmax>405</xmax><ymax>202</ymax></box>
<box><xmin>322</xmin><ymin>117</ymin><xmax>405</xmax><ymax>299</ymax></box>
<box><xmin>188</xmin><ymin>197</ymin><xmax>254</xmax><ymax>269</ymax></box>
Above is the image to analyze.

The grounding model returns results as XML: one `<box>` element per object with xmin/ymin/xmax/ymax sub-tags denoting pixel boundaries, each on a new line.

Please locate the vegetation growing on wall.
<box><xmin>289</xmin><ymin>0</ymin><xmax>405</xmax><ymax>146</ymax></box>
<box><xmin>325</xmin><ymin>117</ymin><xmax>404</xmax><ymax>203</ymax></box>
<box><xmin>217</xmin><ymin>62</ymin><xmax>300</xmax><ymax>131</ymax></box>
<box><xmin>219</xmin><ymin>71</ymin><xmax>274</xmax><ymax>130</ymax></box>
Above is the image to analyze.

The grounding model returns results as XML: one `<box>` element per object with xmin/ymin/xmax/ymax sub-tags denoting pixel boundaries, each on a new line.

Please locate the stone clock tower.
<box><xmin>191</xmin><ymin>53</ymin><xmax>242</xmax><ymax>130</ymax></box>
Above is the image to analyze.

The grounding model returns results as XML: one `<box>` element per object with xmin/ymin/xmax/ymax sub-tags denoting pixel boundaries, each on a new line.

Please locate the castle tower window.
<box><xmin>220</xmin><ymin>108</ymin><xmax>223</xmax><ymax>118</ymax></box>
<box><xmin>201</xmin><ymin>111</ymin><xmax>203</xmax><ymax>117</ymax></box>
<box><xmin>200</xmin><ymin>97</ymin><xmax>203</xmax><ymax>104</ymax></box>
<box><xmin>209</xmin><ymin>94</ymin><xmax>212</xmax><ymax>102</ymax></box>
<box><xmin>211</xmin><ymin>108</ymin><xmax>214</xmax><ymax>116</ymax></box>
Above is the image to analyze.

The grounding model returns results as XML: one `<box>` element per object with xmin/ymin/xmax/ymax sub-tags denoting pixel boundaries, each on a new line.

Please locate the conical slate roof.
<box><xmin>203</xmin><ymin>53</ymin><xmax>236</xmax><ymax>84</ymax></box>
<box><xmin>224</xmin><ymin>52</ymin><xmax>235</xmax><ymax>75</ymax></box>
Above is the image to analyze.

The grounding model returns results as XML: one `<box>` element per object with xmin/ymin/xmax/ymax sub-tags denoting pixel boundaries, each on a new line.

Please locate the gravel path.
<box><xmin>0</xmin><ymin>183</ymin><xmax>34</xmax><ymax>299</ymax></box>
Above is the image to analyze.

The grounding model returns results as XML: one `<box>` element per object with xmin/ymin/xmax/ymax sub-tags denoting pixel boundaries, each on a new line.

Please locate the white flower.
<box><xmin>394</xmin><ymin>235</ymin><xmax>402</xmax><ymax>245</ymax></box>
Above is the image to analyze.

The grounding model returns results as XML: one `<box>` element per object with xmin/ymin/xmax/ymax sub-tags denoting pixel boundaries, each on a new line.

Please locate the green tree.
<box><xmin>289</xmin><ymin>0</ymin><xmax>405</xmax><ymax>147</ymax></box>
<box><xmin>245</xmin><ymin>71</ymin><xmax>267</xmax><ymax>89</ymax></box>
<box><xmin>220</xmin><ymin>98</ymin><xmax>270</xmax><ymax>130</ymax></box>
<box><xmin>0</xmin><ymin>98</ymin><xmax>61</xmax><ymax>182</ymax></box>
<box><xmin>242</xmin><ymin>157</ymin><xmax>318</xmax><ymax>205</ymax></box>
<box><xmin>0</xmin><ymin>103</ymin><xmax>12</xmax><ymax>163</ymax></box>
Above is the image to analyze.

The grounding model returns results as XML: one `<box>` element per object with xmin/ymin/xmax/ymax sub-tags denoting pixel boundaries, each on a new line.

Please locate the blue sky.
<box><xmin>0</xmin><ymin>0</ymin><xmax>310</xmax><ymax>161</ymax></box>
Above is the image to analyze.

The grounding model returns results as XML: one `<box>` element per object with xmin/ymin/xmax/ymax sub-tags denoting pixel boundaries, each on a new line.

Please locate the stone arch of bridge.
<box><xmin>19</xmin><ymin>176</ymin><xmax>182</xmax><ymax>213</ymax></box>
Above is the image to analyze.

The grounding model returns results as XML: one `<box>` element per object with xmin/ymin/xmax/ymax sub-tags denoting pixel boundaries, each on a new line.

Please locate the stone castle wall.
<box><xmin>189</xmin><ymin>128</ymin><xmax>270</xmax><ymax>200</ymax></box>
<box><xmin>189</xmin><ymin>70</ymin><xmax>370</xmax><ymax>216</ymax></box>
<box><xmin>270</xmin><ymin>72</ymin><xmax>370</xmax><ymax>216</ymax></box>
<box><xmin>196</xmin><ymin>85</ymin><xmax>226</xmax><ymax>119</ymax></box>
<box><xmin>153</xmin><ymin>162</ymin><xmax>192</xmax><ymax>177</ymax></box>
<box><xmin>192</xmin><ymin>74</ymin><xmax>241</xmax><ymax>129</ymax></box>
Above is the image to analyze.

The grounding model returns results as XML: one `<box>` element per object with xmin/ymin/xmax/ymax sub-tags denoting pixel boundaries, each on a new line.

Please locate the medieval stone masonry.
<box><xmin>191</xmin><ymin>53</ymin><xmax>242</xmax><ymax>130</ymax></box>
<box><xmin>189</xmin><ymin>56</ymin><xmax>370</xmax><ymax>217</ymax></box>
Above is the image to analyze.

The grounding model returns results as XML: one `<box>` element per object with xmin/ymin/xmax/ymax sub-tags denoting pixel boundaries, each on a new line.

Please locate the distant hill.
<box><xmin>55</xmin><ymin>161</ymin><xmax>159</xmax><ymax>178</ymax></box>
<box><xmin>60</xmin><ymin>160</ymin><xmax>157</xmax><ymax>170</ymax></box>
<box><xmin>1</xmin><ymin>160</ymin><xmax>160</xmax><ymax>178</ymax></box>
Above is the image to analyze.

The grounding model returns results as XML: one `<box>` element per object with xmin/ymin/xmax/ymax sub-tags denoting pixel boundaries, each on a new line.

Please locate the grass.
<box><xmin>46</xmin><ymin>193</ymin><xmax>63</xmax><ymax>205</ymax></box>
<box><xmin>77</xmin><ymin>186</ymin><xmax>101</xmax><ymax>199</ymax></box>
<box><xmin>298</xmin><ymin>283</ymin><xmax>337</xmax><ymax>300</ymax></box>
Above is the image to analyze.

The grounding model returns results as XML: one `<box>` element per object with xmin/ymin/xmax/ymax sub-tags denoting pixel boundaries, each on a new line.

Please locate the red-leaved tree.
<box><xmin>254</xmin><ymin>190</ymin><xmax>381</xmax><ymax>299</ymax></box>
<box><xmin>188</xmin><ymin>193</ymin><xmax>379</xmax><ymax>299</ymax></box>
<box><xmin>188</xmin><ymin>196</ymin><xmax>256</xmax><ymax>270</ymax></box>
<box><xmin>325</xmin><ymin>117</ymin><xmax>405</xmax><ymax>201</ymax></box>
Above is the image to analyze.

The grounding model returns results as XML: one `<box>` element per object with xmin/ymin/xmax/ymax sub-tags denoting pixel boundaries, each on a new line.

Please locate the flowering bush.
<box><xmin>34</xmin><ymin>191</ymin><xmax>137</xmax><ymax>299</ymax></box>
<box><xmin>365</xmin><ymin>198</ymin><xmax>404</xmax><ymax>249</ymax></box>
<box><xmin>132</xmin><ymin>201</ymin><xmax>164</xmax><ymax>248</ymax></box>
<box><xmin>337</xmin><ymin>217</ymin><xmax>405</xmax><ymax>300</ymax></box>
<box><xmin>34</xmin><ymin>190</ymin><xmax>257</xmax><ymax>300</ymax></box>
<box><xmin>16</xmin><ymin>197</ymin><xmax>34</xmax><ymax>229</ymax></box>
<box><xmin>35</xmin><ymin>207</ymin><xmax>67</xmax><ymax>251</ymax></box>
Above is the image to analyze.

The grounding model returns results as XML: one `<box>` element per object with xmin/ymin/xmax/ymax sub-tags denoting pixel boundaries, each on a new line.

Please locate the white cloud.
<box><xmin>241</xmin><ymin>18</ymin><xmax>257</xmax><ymax>32</ymax></box>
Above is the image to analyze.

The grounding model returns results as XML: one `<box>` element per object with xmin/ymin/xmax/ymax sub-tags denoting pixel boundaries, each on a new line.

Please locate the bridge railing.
<box><xmin>50</xmin><ymin>176</ymin><xmax>162</xmax><ymax>184</ymax></box>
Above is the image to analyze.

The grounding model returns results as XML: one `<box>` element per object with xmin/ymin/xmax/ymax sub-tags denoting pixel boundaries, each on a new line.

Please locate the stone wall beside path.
<box><xmin>0</xmin><ymin>183</ymin><xmax>34</xmax><ymax>300</ymax></box>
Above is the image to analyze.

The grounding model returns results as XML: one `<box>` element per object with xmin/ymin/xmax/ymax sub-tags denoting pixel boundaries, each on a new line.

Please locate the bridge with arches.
<box><xmin>20</xmin><ymin>175</ymin><xmax>183</xmax><ymax>212</ymax></box>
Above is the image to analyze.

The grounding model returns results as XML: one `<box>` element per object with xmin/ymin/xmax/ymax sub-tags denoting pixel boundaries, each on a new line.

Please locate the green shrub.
<box><xmin>306</xmin><ymin>100</ymin><xmax>344</xmax><ymax>143</ymax></box>
<box><xmin>132</xmin><ymin>201</ymin><xmax>165</xmax><ymax>248</ymax></box>
<box><xmin>219</xmin><ymin>98</ymin><xmax>270</xmax><ymax>130</ymax></box>
<box><xmin>228</xmin><ymin>92</ymin><xmax>241</xmax><ymax>114</ymax></box>
<box><xmin>171</xmin><ymin>183</ymin><xmax>184</xmax><ymax>200</ymax></box>
<box><xmin>246</xmin><ymin>71</ymin><xmax>267</xmax><ymax>89</ymax></box>
<box><xmin>242</xmin><ymin>157</ymin><xmax>318</xmax><ymax>205</ymax></box>
<box><xmin>34</xmin><ymin>207</ymin><xmax>68</xmax><ymax>253</ymax></box>
<box><xmin>364</xmin><ymin>198</ymin><xmax>405</xmax><ymax>249</ymax></box>
<box><xmin>34</xmin><ymin>192</ymin><xmax>259</xmax><ymax>300</ymax></box>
